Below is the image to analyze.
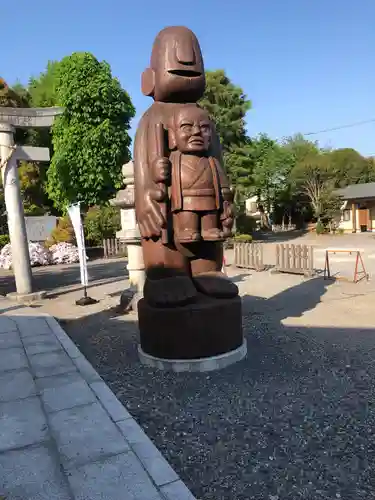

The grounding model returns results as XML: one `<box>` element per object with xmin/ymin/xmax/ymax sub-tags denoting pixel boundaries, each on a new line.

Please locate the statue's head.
<box><xmin>142</xmin><ymin>26</ymin><xmax>205</xmax><ymax>103</ymax></box>
<box><xmin>169</xmin><ymin>104</ymin><xmax>211</xmax><ymax>155</ymax></box>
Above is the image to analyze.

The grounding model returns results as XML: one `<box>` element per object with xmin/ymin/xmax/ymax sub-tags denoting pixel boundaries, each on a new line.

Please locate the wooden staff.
<box><xmin>155</xmin><ymin>122</ymin><xmax>168</xmax><ymax>244</ymax></box>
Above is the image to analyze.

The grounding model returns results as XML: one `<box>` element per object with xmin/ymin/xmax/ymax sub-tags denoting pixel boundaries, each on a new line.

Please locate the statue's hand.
<box><xmin>152</xmin><ymin>157</ymin><xmax>170</xmax><ymax>183</ymax></box>
<box><xmin>137</xmin><ymin>188</ymin><xmax>166</xmax><ymax>239</ymax></box>
<box><xmin>222</xmin><ymin>200</ymin><xmax>234</xmax><ymax>222</ymax></box>
<box><xmin>221</xmin><ymin>201</ymin><xmax>234</xmax><ymax>237</ymax></box>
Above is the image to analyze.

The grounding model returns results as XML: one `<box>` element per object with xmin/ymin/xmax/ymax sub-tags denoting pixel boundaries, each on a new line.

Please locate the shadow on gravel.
<box><xmin>59</xmin><ymin>276</ymin><xmax>375</xmax><ymax>500</ymax></box>
<box><xmin>0</xmin><ymin>259</ymin><xmax>128</xmax><ymax>297</ymax></box>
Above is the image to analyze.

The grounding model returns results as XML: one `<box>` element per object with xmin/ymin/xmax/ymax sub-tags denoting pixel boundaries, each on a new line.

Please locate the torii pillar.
<box><xmin>0</xmin><ymin>105</ymin><xmax>63</xmax><ymax>300</ymax></box>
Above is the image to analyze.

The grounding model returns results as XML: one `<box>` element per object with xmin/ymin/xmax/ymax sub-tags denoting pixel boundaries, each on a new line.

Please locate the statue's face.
<box><xmin>174</xmin><ymin>106</ymin><xmax>211</xmax><ymax>154</ymax></box>
<box><xmin>150</xmin><ymin>27</ymin><xmax>206</xmax><ymax>102</ymax></box>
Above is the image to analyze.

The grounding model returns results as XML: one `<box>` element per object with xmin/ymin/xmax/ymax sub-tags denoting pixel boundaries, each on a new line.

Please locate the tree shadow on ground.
<box><xmin>0</xmin><ymin>259</ymin><xmax>128</xmax><ymax>297</ymax></box>
<box><xmin>54</xmin><ymin>275</ymin><xmax>374</xmax><ymax>500</ymax></box>
<box><xmin>255</xmin><ymin>228</ymin><xmax>308</xmax><ymax>243</ymax></box>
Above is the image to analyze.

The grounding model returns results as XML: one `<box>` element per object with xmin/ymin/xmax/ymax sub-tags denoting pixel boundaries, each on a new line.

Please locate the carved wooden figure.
<box><xmin>134</xmin><ymin>26</ymin><xmax>244</xmax><ymax>363</ymax></box>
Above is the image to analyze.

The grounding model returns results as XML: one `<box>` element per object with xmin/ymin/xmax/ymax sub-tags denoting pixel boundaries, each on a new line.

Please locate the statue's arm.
<box><xmin>134</xmin><ymin>112</ymin><xmax>165</xmax><ymax>238</ymax></box>
<box><xmin>209</xmin><ymin>124</ymin><xmax>233</xmax><ymax>203</ymax></box>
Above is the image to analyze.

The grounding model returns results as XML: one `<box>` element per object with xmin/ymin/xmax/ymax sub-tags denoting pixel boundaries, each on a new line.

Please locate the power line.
<box><xmin>303</xmin><ymin>118</ymin><xmax>375</xmax><ymax>136</ymax></box>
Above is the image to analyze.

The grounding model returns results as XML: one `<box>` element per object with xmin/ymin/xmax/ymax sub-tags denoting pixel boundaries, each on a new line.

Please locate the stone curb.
<box><xmin>43</xmin><ymin>315</ymin><xmax>197</xmax><ymax>499</ymax></box>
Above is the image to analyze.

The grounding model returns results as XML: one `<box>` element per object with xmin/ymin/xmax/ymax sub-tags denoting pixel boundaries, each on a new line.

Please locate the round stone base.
<box><xmin>138</xmin><ymin>338</ymin><xmax>247</xmax><ymax>372</ymax></box>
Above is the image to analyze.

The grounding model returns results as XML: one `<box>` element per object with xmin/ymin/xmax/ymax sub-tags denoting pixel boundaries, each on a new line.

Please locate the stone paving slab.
<box><xmin>0</xmin><ymin>304</ymin><xmax>196</xmax><ymax>499</ymax></box>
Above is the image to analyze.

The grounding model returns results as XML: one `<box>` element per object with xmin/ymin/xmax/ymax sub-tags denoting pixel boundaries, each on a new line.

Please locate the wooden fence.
<box><xmin>233</xmin><ymin>242</ymin><xmax>265</xmax><ymax>271</ymax></box>
<box><xmin>274</xmin><ymin>244</ymin><xmax>314</xmax><ymax>277</ymax></box>
<box><xmin>271</xmin><ymin>223</ymin><xmax>296</xmax><ymax>232</ymax></box>
<box><xmin>103</xmin><ymin>238</ymin><xmax>127</xmax><ymax>258</ymax></box>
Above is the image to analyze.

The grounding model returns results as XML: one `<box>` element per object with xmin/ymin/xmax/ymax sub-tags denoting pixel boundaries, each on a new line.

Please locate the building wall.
<box><xmin>338</xmin><ymin>199</ymin><xmax>375</xmax><ymax>232</ymax></box>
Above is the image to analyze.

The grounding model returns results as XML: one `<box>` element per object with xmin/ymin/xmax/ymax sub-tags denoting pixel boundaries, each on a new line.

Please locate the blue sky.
<box><xmin>3</xmin><ymin>0</ymin><xmax>375</xmax><ymax>156</ymax></box>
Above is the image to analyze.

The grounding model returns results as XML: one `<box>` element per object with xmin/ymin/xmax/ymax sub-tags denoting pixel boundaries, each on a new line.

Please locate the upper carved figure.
<box><xmin>141</xmin><ymin>26</ymin><xmax>206</xmax><ymax>103</ymax></box>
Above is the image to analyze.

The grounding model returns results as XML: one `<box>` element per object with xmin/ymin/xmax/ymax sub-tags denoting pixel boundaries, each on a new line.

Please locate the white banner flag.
<box><xmin>67</xmin><ymin>203</ymin><xmax>88</xmax><ymax>287</ymax></box>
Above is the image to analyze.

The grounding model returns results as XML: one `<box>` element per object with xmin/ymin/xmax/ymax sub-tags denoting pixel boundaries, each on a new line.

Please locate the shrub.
<box><xmin>233</xmin><ymin>234</ymin><xmax>253</xmax><ymax>243</ymax></box>
<box><xmin>0</xmin><ymin>234</ymin><xmax>9</xmax><ymax>248</ymax></box>
<box><xmin>45</xmin><ymin>216</ymin><xmax>75</xmax><ymax>247</ymax></box>
<box><xmin>337</xmin><ymin>227</ymin><xmax>345</xmax><ymax>235</ymax></box>
<box><xmin>236</xmin><ymin>214</ymin><xmax>257</xmax><ymax>235</ymax></box>
<box><xmin>315</xmin><ymin>220</ymin><xmax>325</xmax><ymax>235</ymax></box>
<box><xmin>84</xmin><ymin>206</ymin><xmax>121</xmax><ymax>246</ymax></box>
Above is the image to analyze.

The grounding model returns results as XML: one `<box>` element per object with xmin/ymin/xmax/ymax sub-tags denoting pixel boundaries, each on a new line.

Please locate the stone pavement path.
<box><xmin>0</xmin><ymin>302</ymin><xmax>195</xmax><ymax>500</ymax></box>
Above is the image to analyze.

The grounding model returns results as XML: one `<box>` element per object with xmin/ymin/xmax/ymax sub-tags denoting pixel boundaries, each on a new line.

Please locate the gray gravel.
<box><xmin>61</xmin><ymin>279</ymin><xmax>375</xmax><ymax>500</ymax></box>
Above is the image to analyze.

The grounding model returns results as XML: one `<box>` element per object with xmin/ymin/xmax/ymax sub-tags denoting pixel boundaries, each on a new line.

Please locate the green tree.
<box><xmin>249</xmin><ymin>134</ymin><xmax>294</xmax><ymax>211</ymax></box>
<box><xmin>18</xmin><ymin>162</ymin><xmax>51</xmax><ymax>215</ymax></box>
<box><xmin>25</xmin><ymin>62</ymin><xmax>61</xmax><ymax>151</ymax></box>
<box><xmin>200</xmin><ymin>70</ymin><xmax>251</xmax><ymax>152</ymax></box>
<box><xmin>45</xmin><ymin>52</ymin><xmax>135</xmax><ymax>211</ymax></box>
<box><xmin>0</xmin><ymin>78</ymin><xmax>28</xmax><ymax>107</ymax></box>
<box><xmin>291</xmin><ymin>151</ymin><xmax>340</xmax><ymax>223</ymax></box>
<box><xmin>28</xmin><ymin>61</ymin><xmax>60</xmax><ymax>107</ymax></box>
<box><xmin>327</xmin><ymin>148</ymin><xmax>370</xmax><ymax>187</ymax></box>
<box><xmin>199</xmin><ymin>70</ymin><xmax>252</xmax><ymax>203</ymax></box>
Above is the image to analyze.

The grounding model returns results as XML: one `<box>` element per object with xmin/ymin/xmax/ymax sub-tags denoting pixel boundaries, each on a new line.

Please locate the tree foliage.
<box><xmin>328</xmin><ymin>148</ymin><xmax>372</xmax><ymax>187</ymax></box>
<box><xmin>200</xmin><ymin>70</ymin><xmax>251</xmax><ymax>152</ymax></box>
<box><xmin>291</xmin><ymin>151</ymin><xmax>341</xmax><ymax>222</ymax></box>
<box><xmin>200</xmin><ymin>70</ymin><xmax>252</xmax><ymax>200</ymax></box>
<box><xmin>45</xmin><ymin>52</ymin><xmax>135</xmax><ymax>211</ymax></box>
<box><xmin>249</xmin><ymin>134</ymin><xmax>294</xmax><ymax>210</ymax></box>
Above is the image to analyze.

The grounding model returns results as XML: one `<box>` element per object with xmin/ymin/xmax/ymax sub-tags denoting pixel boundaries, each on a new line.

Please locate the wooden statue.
<box><xmin>134</xmin><ymin>26</ymin><xmax>243</xmax><ymax>362</ymax></box>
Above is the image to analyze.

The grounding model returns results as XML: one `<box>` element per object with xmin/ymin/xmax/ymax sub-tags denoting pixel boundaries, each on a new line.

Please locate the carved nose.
<box><xmin>176</xmin><ymin>41</ymin><xmax>195</xmax><ymax>65</ymax></box>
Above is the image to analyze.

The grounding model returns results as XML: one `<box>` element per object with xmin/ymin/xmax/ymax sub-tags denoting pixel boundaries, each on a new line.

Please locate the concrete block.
<box><xmin>0</xmin><ymin>443</ymin><xmax>72</xmax><ymax>500</ymax></box>
<box><xmin>132</xmin><ymin>441</ymin><xmax>179</xmax><ymax>487</ymax></box>
<box><xmin>23</xmin><ymin>333</ymin><xmax>61</xmax><ymax>356</ymax></box>
<box><xmin>0</xmin><ymin>397</ymin><xmax>48</xmax><ymax>452</ymax></box>
<box><xmin>0</xmin><ymin>316</ymin><xmax>18</xmax><ymax>334</ymax></box>
<box><xmin>15</xmin><ymin>316</ymin><xmax>51</xmax><ymax>337</ymax></box>
<box><xmin>49</xmin><ymin>402</ymin><xmax>129</xmax><ymax>468</ymax></box>
<box><xmin>57</xmin><ymin>333</ymin><xmax>82</xmax><ymax>359</ymax></box>
<box><xmin>0</xmin><ymin>347</ymin><xmax>28</xmax><ymax>373</ymax></box>
<box><xmin>41</xmin><ymin>379</ymin><xmax>96</xmax><ymax>413</ymax></box>
<box><xmin>72</xmin><ymin>354</ymin><xmax>101</xmax><ymax>383</ymax></box>
<box><xmin>0</xmin><ymin>331</ymin><xmax>22</xmax><ymax>350</ymax></box>
<box><xmin>0</xmin><ymin>370</ymin><xmax>36</xmax><ymax>403</ymax></box>
<box><xmin>161</xmin><ymin>480</ymin><xmax>197</xmax><ymax>500</ymax></box>
<box><xmin>35</xmin><ymin>370</ymin><xmax>83</xmax><ymax>391</ymax></box>
<box><xmin>117</xmin><ymin>418</ymin><xmax>150</xmax><ymax>446</ymax></box>
<box><xmin>90</xmin><ymin>381</ymin><xmax>132</xmax><ymax>422</ymax></box>
<box><xmin>67</xmin><ymin>451</ymin><xmax>163</xmax><ymax>500</ymax></box>
<box><xmin>28</xmin><ymin>350</ymin><xmax>77</xmax><ymax>378</ymax></box>
<box><xmin>7</xmin><ymin>290</ymin><xmax>47</xmax><ymax>303</ymax></box>
<box><xmin>45</xmin><ymin>316</ymin><xmax>82</xmax><ymax>359</ymax></box>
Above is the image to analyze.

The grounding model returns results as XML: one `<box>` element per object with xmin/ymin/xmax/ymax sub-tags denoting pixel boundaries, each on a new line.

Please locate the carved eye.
<box><xmin>201</xmin><ymin>124</ymin><xmax>210</xmax><ymax>134</ymax></box>
<box><xmin>181</xmin><ymin>124</ymin><xmax>192</xmax><ymax>133</ymax></box>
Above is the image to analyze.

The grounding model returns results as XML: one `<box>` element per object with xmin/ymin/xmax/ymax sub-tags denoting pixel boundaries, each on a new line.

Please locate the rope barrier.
<box><xmin>0</xmin><ymin>144</ymin><xmax>16</xmax><ymax>170</ymax></box>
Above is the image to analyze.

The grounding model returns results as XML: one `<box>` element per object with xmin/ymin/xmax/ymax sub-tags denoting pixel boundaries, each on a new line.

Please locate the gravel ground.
<box><xmin>59</xmin><ymin>275</ymin><xmax>375</xmax><ymax>500</ymax></box>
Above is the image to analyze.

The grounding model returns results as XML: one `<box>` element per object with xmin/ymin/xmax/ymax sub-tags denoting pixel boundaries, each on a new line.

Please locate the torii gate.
<box><xmin>0</xmin><ymin>106</ymin><xmax>63</xmax><ymax>300</ymax></box>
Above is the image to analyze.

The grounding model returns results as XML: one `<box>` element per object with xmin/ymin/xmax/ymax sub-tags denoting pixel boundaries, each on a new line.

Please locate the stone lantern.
<box><xmin>110</xmin><ymin>161</ymin><xmax>145</xmax><ymax>311</ymax></box>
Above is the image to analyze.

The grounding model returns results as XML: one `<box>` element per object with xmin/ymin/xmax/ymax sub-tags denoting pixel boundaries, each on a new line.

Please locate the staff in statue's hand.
<box><xmin>152</xmin><ymin>122</ymin><xmax>169</xmax><ymax>244</ymax></box>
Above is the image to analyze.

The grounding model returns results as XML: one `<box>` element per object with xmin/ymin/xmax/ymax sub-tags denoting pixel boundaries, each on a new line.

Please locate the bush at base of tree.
<box><xmin>84</xmin><ymin>206</ymin><xmax>121</xmax><ymax>247</ymax></box>
<box><xmin>236</xmin><ymin>214</ymin><xmax>257</xmax><ymax>235</ymax></box>
<box><xmin>315</xmin><ymin>220</ymin><xmax>325</xmax><ymax>235</ymax></box>
<box><xmin>45</xmin><ymin>216</ymin><xmax>75</xmax><ymax>247</ymax></box>
<box><xmin>233</xmin><ymin>234</ymin><xmax>253</xmax><ymax>242</ymax></box>
<box><xmin>0</xmin><ymin>235</ymin><xmax>10</xmax><ymax>248</ymax></box>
